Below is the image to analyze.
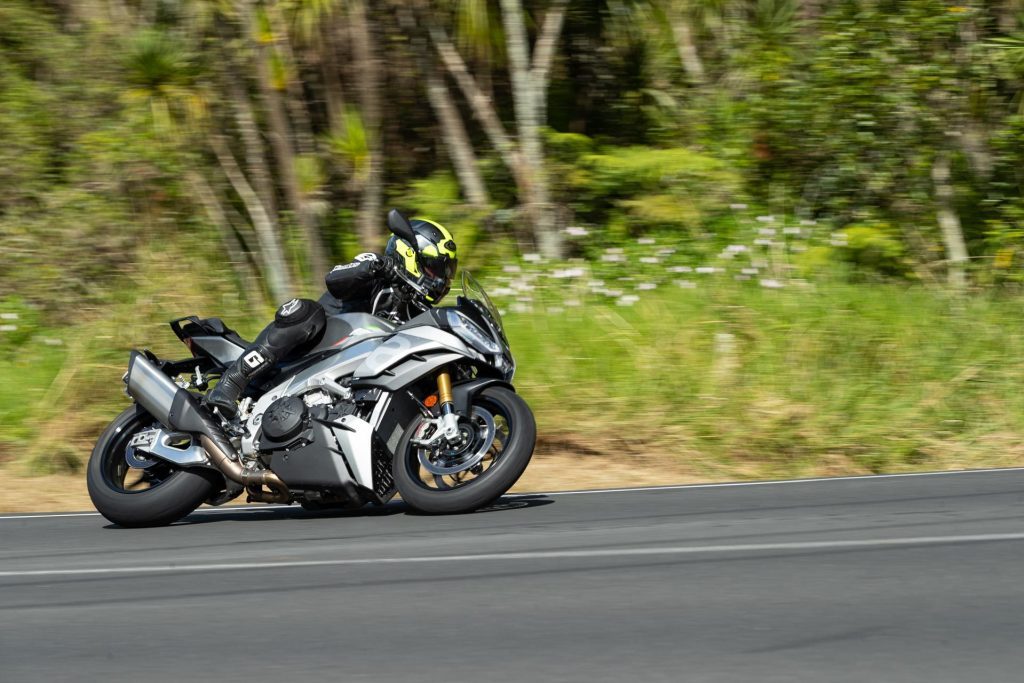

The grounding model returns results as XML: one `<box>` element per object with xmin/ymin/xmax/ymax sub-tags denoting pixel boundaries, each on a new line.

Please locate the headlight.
<box><xmin>446</xmin><ymin>310</ymin><xmax>502</xmax><ymax>355</ymax></box>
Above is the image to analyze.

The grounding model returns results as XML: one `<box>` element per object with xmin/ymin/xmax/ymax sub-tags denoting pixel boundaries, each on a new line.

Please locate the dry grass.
<box><xmin>4</xmin><ymin>432</ymin><xmax>1022</xmax><ymax>513</ymax></box>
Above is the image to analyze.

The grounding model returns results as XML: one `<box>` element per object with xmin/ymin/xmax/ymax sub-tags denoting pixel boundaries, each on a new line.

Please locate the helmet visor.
<box><xmin>421</xmin><ymin>254</ymin><xmax>457</xmax><ymax>282</ymax></box>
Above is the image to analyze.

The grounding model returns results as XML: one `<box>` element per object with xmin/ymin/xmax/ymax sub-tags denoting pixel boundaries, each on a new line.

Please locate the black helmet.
<box><xmin>385</xmin><ymin>216</ymin><xmax>458</xmax><ymax>303</ymax></box>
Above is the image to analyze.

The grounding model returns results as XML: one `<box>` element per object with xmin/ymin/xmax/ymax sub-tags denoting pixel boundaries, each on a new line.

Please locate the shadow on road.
<box><xmin>100</xmin><ymin>494</ymin><xmax>555</xmax><ymax>529</ymax></box>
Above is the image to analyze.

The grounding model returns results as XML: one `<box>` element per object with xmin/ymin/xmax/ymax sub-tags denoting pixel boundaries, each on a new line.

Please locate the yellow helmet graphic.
<box><xmin>385</xmin><ymin>216</ymin><xmax>458</xmax><ymax>302</ymax></box>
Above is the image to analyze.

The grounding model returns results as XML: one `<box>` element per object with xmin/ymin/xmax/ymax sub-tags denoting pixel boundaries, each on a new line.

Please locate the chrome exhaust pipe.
<box><xmin>125</xmin><ymin>351</ymin><xmax>291</xmax><ymax>504</ymax></box>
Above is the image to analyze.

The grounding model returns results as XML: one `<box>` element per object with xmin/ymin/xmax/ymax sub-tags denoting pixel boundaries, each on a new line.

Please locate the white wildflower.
<box><xmin>639</xmin><ymin>256</ymin><xmax>660</xmax><ymax>264</ymax></box>
<box><xmin>502</xmin><ymin>265</ymin><xmax>522</xmax><ymax>273</ymax></box>
<box><xmin>725</xmin><ymin>244</ymin><xmax>748</xmax><ymax>253</ymax></box>
<box><xmin>758</xmin><ymin>227</ymin><xmax>777</xmax><ymax>236</ymax></box>
<box><xmin>754</xmin><ymin>239</ymin><xmax>773</xmax><ymax>246</ymax></box>
<box><xmin>800</xmin><ymin>220</ymin><xmax>818</xmax><ymax>226</ymax></box>
<box><xmin>0</xmin><ymin>324</ymin><xmax>17</xmax><ymax>332</ymax></box>
<box><xmin>783</xmin><ymin>227</ymin><xmax>801</xmax><ymax>235</ymax></box>
<box><xmin>729</xmin><ymin>203</ymin><xmax>748</xmax><ymax>210</ymax></box>
<box><xmin>602</xmin><ymin>253</ymin><xmax>626</xmax><ymax>262</ymax></box>
<box><xmin>564</xmin><ymin>299</ymin><xmax>582</xmax><ymax>307</ymax></box>
<box><xmin>675</xmin><ymin>280</ymin><xmax>697</xmax><ymax>289</ymax></box>
<box><xmin>756</xmin><ymin>215</ymin><xmax>776</xmax><ymax>223</ymax></box>
<box><xmin>40</xmin><ymin>337</ymin><xmax>64</xmax><ymax>346</ymax></box>
<box><xmin>760</xmin><ymin>279</ymin><xmax>784</xmax><ymax>289</ymax></box>
<box><xmin>696</xmin><ymin>266</ymin><xmax>718</xmax><ymax>274</ymax></box>
<box><xmin>547</xmin><ymin>306</ymin><xmax>565</xmax><ymax>315</ymax></box>
<box><xmin>617</xmin><ymin>295</ymin><xmax>640</xmax><ymax>306</ymax></box>
<box><xmin>669</xmin><ymin>266</ymin><xmax>693</xmax><ymax>273</ymax></box>
<box><xmin>605</xmin><ymin>289</ymin><xmax>624</xmax><ymax>297</ymax></box>
<box><xmin>564</xmin><ymin>226</ymin><xmax>589</xmax><ymax>237</ymax></box>
<box><xmin>0</xmin><ymin>313</ymin><xmax>19</xmax><ymax>320</ymax></box>
<box><xmin>741</xmin><ymin>268</ymin><xmax>759</xmax><ymax>275</ymax></box>
<box><xmin>552</xmin><ymin>268</ymin><xmax>586</xmax><ymax>279</ymax></box>
<box><xmin>637</xmin><ymin>237</ymin><xmax>656</xmax><ymax>245</ymax></box>
<box><xmin>510</xmin><ymin>302</ymin><xmax>530</xmax><ymax>313</ymax></box>
<box><xmin>637</xmin><ymin>283</ymin><xmax>657</xmax><ymax>291</ymax></box>
<box><xmin>523</xmin><ymin>253</ymin><xmax>542</xmax><ymax>263</ymax></box>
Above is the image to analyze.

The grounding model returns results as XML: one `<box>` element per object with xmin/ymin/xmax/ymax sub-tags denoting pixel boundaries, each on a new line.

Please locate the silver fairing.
<box><xmin>240</xmin><ymin>325</ymin><xmax>481</xmax><ymax>494</ymax></box>
<box><xmin>352</xmin><ymin>326</ymin><xmax>479</xmax><ymax>379</ymax></box>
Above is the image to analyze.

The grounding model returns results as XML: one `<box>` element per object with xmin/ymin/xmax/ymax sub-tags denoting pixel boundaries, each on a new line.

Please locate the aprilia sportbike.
<box><xmin>87</xmin><ymin>220</ymin><xmax>535</xmax><ymax>527</ymax></box>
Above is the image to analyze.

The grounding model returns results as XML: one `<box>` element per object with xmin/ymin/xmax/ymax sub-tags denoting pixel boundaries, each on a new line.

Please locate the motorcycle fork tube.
<box><xmin>436</xmin><ymin>370</ymin><xmax>455</xmax><ymax>416</ymax></box>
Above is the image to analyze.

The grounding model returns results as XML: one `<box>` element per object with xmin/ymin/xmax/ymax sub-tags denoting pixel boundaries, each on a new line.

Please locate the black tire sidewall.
<box><xmin>394</xmin><ymin>387</ymin><xmax>536</xmax><ymax>514</ymax></box>
<box><xmin>86</xmin><ymin>406</ymin><xmax>221</xmax><ymax>527</ymax></box>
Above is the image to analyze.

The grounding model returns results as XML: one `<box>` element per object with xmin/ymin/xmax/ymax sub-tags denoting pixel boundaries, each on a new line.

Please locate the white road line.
<box><xmin>2</xmin><ymin>532</ymin><xmax>1023</xmax><ymax>578</ymax></box>
<box><xmin>2</xmin><ymin>466</ymin><xmax>1023</xmax><ymax>521</ymax></box>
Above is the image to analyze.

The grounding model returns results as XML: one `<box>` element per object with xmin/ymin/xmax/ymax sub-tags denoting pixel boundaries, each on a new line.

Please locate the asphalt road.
<box><xmin>3</xmin><ymin>470</ymin><xmax>1024</xmax><ymax>682</ymax></box>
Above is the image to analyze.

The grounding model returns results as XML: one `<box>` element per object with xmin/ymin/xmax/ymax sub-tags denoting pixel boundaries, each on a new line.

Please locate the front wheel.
<box><xmin>394</xmin><ymin>386</ymin><xmax>536</xmax><ymax>514</ymax></box>
<box><xmin>87</xmin><ymin>407</ymin><xmax>222</xmax><ymax>527</ymax></box>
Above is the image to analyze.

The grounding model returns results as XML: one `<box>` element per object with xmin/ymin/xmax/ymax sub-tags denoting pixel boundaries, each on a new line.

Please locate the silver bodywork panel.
<box><xmin>132</xmin><ymin>428</ymin><xmax>210</xmax><ymax>468</ymax></box>
<box><xmin>238</xmin><ymin>322</ymin><xmax>478</xmax><ymax>494</ymax></box>
<box><xmin>352</xmin><ymin>326</ymin><xmax>478</xmax><ymax>379</ymax></box>
<box><xmin>190</xmin><ymin>336</ymin><xmax>246</xmax><ymax>365</ymax></box>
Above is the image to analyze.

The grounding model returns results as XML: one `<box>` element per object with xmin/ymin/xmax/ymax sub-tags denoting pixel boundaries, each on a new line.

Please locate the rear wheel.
<box><xmin>394</xmin><ymin>386</ymin><xmax>536</xmax><ymax>514</ymax></box>
<box><xmin>86</xmin><ymin>407</ymin><xmax>221</xmax><ymax>527</ymax></box>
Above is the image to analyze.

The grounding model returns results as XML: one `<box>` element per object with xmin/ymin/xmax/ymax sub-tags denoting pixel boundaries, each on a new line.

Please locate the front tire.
<box><xmin>394</xmin><ymin>386</ymin><xmax>536</xmax><ymax>514</ymax></box>
<box><xmin>87</xmin><ymin>407</ymin><xmax>221</xmax><ymax>527</ymax></box>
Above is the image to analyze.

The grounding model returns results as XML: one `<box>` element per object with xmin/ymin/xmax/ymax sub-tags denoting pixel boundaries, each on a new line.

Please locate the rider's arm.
<box><xmin>324</xmin><ymin>253</ymin><xmax>385</xmax><ymax>300</ymax></box>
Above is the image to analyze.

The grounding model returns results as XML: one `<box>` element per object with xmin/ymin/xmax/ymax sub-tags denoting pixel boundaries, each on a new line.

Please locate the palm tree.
<box><xmin>424</xmin><ymin>0</ymin><xmax>570</xmax><ymax>258</ymax></box>
<box><xmin>123</xmin><ymin>26</ymin><xmax>291</xmax><ymax>304</ymax></box>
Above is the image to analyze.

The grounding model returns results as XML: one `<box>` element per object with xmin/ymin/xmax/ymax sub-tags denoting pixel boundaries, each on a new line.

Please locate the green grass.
<box><xmin>505</xmin><ymin>282</ymin><xmax>1024</xmax><ymax>478</ymax></box>
<box><xmin>4</xmin><ymin>279</ymin><xmax>1024</xmax><ymax>479</ymax></box>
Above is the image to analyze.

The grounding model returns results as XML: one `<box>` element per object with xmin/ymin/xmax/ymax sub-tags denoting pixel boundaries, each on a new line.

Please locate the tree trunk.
<box><xmin>210</xmin><ymin>134</ymin><xmax>293</xmax><ymax>302</ymax></box>
<box><xmin>226</xmin><ymin>73</ymin><xmax>278</xmax><ymax>219</ymax></box>
<box><xmin>265</xmin><ymin>0</ymin><xmax>317</xmax><ymax>156</ymax></box>
<box><xmin>244</xmin><ymin>0</ymin><xmax>328</xmax><ymax>288</ymax></box>
<box><xmin>187</xmin><ymin>171</ymin><xmax>264</xmax><ymax>310</ymax></box>
<box><xmin>530</xmin><ymin>0</ymin><xmax>569</xmax><ymax>124</ymax></box>
<box><xmin>349</xmin><ymin>0</ymin><xmax>383</xmax><ymax>250</ymax></box>
<box><xmin>668</xmin><ymin>8</ymin><xmax>705</xmax><ymax>86</ymax></box>
<box><xmin>321</xmin><ymin>16</ymin><xmax>348</xmax><ymax>135</ymax></box>
<box><xmin>425</xmin><ymin>68</ymin><xmax>491</xmax><ymax>210</ymax></box>
<box><xmin>429</xmin><ymin>25</ymin><xmax>522</xmax><ymax>174</ymax></box>
<box><xmin>931</xmin><ymin>152</ymin><xmax>969</xmax><ymax>291</ymax></box>
<box><xmin>499</xmin><ymin>0</ymin><xmax>560</xmax><ymax>258</ymax></box>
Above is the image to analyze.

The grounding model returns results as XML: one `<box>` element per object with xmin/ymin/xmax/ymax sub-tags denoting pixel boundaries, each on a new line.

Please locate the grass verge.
<box><xmin>2</xmin><ymin>279</ymin><xmax>1023</xmax><ymax>510</ymax></box>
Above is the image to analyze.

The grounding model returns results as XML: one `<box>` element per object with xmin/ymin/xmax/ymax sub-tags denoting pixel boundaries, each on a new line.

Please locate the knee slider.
<box><xmin>275</xmin><ymin>298</ymin><xmax>324</xmax><ymax>328</ymax></box>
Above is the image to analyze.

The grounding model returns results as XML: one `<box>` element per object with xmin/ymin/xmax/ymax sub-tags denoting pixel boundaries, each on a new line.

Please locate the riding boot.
<box><xmin>203</xmin><ymin>298</ymin><xmax>326</xmax><ymax>418</ymax></box>
<box><xmin>204</xmin><ymin>352</ymin><xmax>271</xmax><ymax>418</ymax></box>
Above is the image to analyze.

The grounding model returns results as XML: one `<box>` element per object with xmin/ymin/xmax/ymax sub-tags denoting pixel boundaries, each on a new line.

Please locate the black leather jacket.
<box><xmin>320</xmin><ymin>253</ymin><xmax>416</xmax><ymax>321</ymax></box>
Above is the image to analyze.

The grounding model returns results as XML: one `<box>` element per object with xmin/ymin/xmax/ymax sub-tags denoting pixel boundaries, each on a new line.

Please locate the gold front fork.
<box><xmin>436</xmin><ymin>370</ymin><xmax>454</xmax><ymax>409</ymax></box>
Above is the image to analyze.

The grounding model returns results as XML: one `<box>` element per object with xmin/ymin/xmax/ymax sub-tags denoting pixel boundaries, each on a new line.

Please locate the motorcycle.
<box><xmin>86</xmin><ymin>213</ymin><xmax>536</xmax><ymax>527</ymax></box>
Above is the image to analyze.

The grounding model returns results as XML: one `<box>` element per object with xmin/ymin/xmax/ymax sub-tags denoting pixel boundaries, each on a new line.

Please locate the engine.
<box><xmin>253</xmin><ymin>393</ymin><xmax>360</xmax><ymax>496</ymax></box>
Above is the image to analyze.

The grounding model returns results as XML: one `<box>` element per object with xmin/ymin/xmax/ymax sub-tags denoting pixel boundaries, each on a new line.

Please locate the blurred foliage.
<box><xmin>5</xmin><ymin>0</ymin><xmax>1024</xmax><ymax>475</ymax></box>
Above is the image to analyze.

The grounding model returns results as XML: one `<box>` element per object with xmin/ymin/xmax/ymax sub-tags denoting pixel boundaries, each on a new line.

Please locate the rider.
<box><xmin>204</xmin><ymin>210</ymin><xmax>458</xmax><ymax>418</ymax></box>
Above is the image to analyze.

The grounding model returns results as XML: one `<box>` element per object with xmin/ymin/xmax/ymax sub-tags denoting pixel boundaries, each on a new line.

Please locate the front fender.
<box><xmin>452</xmin><ymin>378</ymin><xmax>516</xmax><ymax>417</ymax></box>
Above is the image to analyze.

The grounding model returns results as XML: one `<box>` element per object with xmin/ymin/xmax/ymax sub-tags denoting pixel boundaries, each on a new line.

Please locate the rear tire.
<box><xmin>394</xmin><ymin>386</ymin><xmax>536</xmax><ymax>514</ymax></box>
<box><xmin>87</xmin><ymin>407</ymin><xmax>222</xmax><ymax>527</ymax></box>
